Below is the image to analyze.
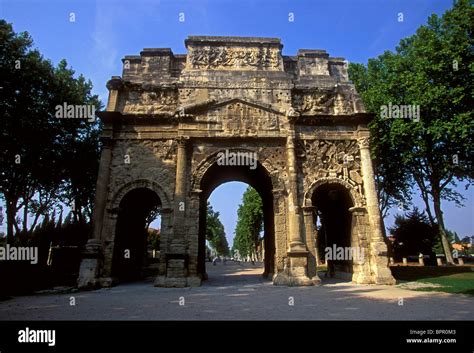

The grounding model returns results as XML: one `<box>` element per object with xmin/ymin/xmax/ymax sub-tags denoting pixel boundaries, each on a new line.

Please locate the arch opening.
<box><xmin>312</xmin><ymin>183</ymin><xmax>355</xmax><ymax>280</ymax></box>
<box><xmin>197</xmin><ymin>160</ymin><xmax>275</xmax><ymax>282</ymax></box>
<box><xmin>112</xmin><ymin>187</ymin><xmax>162</xmax><ymax>282</ymax></box>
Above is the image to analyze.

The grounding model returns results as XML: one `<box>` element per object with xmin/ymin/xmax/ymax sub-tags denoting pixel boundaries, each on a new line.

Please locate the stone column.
<box><xmin>348</xmin><ymin>206</ymin><xmax>372</xmax><ymax>284</ymax></box>
<box><xmin>172</xmin><ymin>137</ymin><xmax>188</xmax><ymax>252</ymax></box>
<box><xmin>93</xmin><ymin>138</ymin><xmax>113</xmax><ymax>241</ymax></box>
<box><xmin>357</xmin><ymin>136</ymin><xmax>383</xmax><ymax>242</ymax></box>
<box><xmin>357</xmin><ymin>132</ymin><xmax>395</xmax><ymax>285</ymax></box>
<box><xmin>286</xmin><ymin>136</ymin><xmax>306</xmax><ymax>252</ymax></box>
<box><xmin>77</xmin><ymin>136</ymin><xmax>113</xmax><ymax>289</ymax></box>
<box><xmin>105</xmin><ymin>77</ymin><xmax>123</xmax><ymax>112</ymax></box>
<box><xmin>156</xmin><ymin>137</ymin><xmax>190</xmax><ymax>287</ymax></box>
<box><xmin>302</xmin><ymin>206</ymin><xmax>321</xmax><ymax>284</ymax></box>
<box><xmin>273</xmin><ymin>135</ymin><xmax>312</xmax><ymax>286</ymax></box>
<box><xmin>186</xmin><ymin>189</ymin><xmax>202</xmax><ymax>286</ymax></box>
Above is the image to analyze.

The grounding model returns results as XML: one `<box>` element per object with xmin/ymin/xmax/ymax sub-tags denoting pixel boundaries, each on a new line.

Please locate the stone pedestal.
<box><xmin>418</xmin><ymin>255</ymin><xmax>425</xmax><ymax>266</ymax></box>
<box><xmin>368</xmin><ymin>241</ymin><xmax>396</xmax><ymax>284</ymax></box>
<box><xmin>77</xmin><ymin>239</ymin><xmax>103</xmax><ymax>289</ymax></box>
<box><xmin>273</xmin><ymin>251</ymin><xmax>314</xmax><ymax>286</ymax></box>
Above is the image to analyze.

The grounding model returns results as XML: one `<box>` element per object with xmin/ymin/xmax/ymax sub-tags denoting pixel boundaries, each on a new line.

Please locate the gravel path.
<box><xmin>0</xmin><ymin>262</ymin><xmax>472</xmax><ymax>320</ymax></box>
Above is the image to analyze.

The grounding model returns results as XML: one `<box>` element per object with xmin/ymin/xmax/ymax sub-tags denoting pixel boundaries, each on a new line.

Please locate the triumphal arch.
<box><xmin>78</xmin><ymin>36</ymin><xmax>395</xmax><ymax>288</ymax></box>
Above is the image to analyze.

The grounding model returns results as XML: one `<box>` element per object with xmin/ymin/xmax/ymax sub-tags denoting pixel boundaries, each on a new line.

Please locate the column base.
<box><xmin>273</xmin><ymin>270</ymin><xmax>314</xmax><ymax>286</ymax></box>
<box><xmin>273</xmin><ymin>251</ymin><xmax>314</xmax><ymax>286</ymax></box>
<box><xmin>77</xmin><ymin>239</ymin><xmax>102</xmax><ymax>290</ymax></box>
<box><xmin>288</xmin><ymin>242</ymin><xmax>307</xmax><ymax>253</ymax></box>
<box><xmin>311</xmin><ymin>274</ymin><xmax>322</xmax><ymax>286</ymax></box>
<box><xmin>370</xmin><ymin>241</ymin><xmax>396</xmax><ymax>285</ymax></box>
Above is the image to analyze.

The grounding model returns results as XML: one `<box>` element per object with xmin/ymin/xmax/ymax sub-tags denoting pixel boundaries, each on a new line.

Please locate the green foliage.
<box><xmin>0</xmin><ymin>20</ymin><xmax>102</xmax><ymax>242</ymax></box>
<box><xmin>206</xmin><ymin>202</ymin><xmax>229</xmax><ymax>256</ymax></box>
<box><xmin>348</xmin><ymin>0</ymin><xmax>473</xmax><ymax>263</ymax></box>
<box><xmin>349</xmin><ymin>57</ymin><xmax>412</xmax><ymax>217</ymax></box>
<box><xmin>232</xmin><ymin>187</ymin><xmax>263</xmax><ymax>258</ymax></box>
<box><xmin>147</xmin><ymin>228</ymin><xmax>160</xmax><ymax>251</ymax></box>
<box><xmin>388</xmin><ymin>208</ymin><xmax>438</xmax><ymax>261</ymax></box>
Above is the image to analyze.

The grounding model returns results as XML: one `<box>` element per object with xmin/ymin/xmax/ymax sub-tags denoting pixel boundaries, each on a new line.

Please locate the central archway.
<box><xmin>197</xmin><ymin>154</ymin><xmax>276</xmax><ymax>281</ymax></box>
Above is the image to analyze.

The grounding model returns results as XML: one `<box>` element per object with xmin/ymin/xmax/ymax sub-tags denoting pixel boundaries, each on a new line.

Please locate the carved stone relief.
<box><xmin>293</xmin><ymin>89</ymin><xmax>355</xmax><ymax>115</ymax></box>
<box><xmin>298</xmin><ymin>139</ymin><xmax>363</xmax><ymax>189</ymax></box>
<box><xmin>187</xmin><ymin>46</ymin><xmax>281</xmax><ymax>70</ymax></box>
<box><xmin>123</xmin><ymin>89</ymin><xmax>178</xmax><ymax>114</ymax></box>
<box><xmin>196</xmin><ymin>102</ymin><xmax>280</xmax><ymax>136</ymax></box>
<box><xmin>293</xmin><ymin>90</ymin><xmax>335</xmax><ymax>115</ymax></box>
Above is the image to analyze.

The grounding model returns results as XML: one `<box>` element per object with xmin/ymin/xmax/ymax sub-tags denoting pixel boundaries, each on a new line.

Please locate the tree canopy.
<box><xmin>232</xmin><ymin>186</ymin><xmax>263</xmax><ymax>259</ymax></box>
<box><xmin>206</xmin><ymin>202</ymin><xmax>229</xmax><ymax>256</ymax></box>
<box><xmin>0</xmin><ymin>20</ymin><xmax>102</xmax><ymax>243</ymax></box>
<box><xmin>348</xmin><ymin>0</ymin><xmax>473</xmax><ymax>263</ymax></box>
<box><xmin>388</xmin><ymin>208</ymin><xmax>438</xmax><ymax>262</ymax></box>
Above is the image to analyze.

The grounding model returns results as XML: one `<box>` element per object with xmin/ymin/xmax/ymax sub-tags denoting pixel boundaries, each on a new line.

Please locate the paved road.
<box><xmin>0</xmin><ymin>262</ymin><xmax>472</xmax><ymax>320</ymax></box>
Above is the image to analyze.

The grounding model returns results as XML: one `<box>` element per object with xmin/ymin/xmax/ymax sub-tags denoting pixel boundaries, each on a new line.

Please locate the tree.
<box><xmin>0</xmin><ymin>20</ymin><xmax>102</xmax><ymax>242</ymax></box>
<box><xmin>388</xmin><ymin>208</ymin><xmax>438</xmax><ymax>262</ymax></box>
<box><xmin>0</xmin><ymin>20</ymin><xmax>58</xmax><ymax>242</ymax></box>
<box><xmin>348</xmin><ymin>0</ymin><xmax>473</xmax><ymax>264</ymax></box>
<box><xmin>54</xmin><ymin>60</ymin><xmax>102</xmax><ymax>224</ymax></box>
<box><xmin>232</xmin><ymin>187</ymin><xmax>263</xmax><ymax>259</ymax></box>
<box><xmin>147</xmin><ymin>228</ymin><xmax>160</xmax><ymax>251</ymax></box>
<box><xmin>349</xmin><ymin>58</ymin><xmax>412</xmax><ymax>220</ymax></box>
<box><xmin>206</xmin><ymin>202</ymin><xmax>229</xmax><ymax>256</ymax></box>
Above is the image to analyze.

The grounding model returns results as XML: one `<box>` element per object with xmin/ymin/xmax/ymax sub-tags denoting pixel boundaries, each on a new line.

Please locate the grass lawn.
<box><xmin>392</xmin><ymin>267</ymin><xmax>474</xmax><ymax>295</ymax></box>
<box><xmin>407</xmin><ymin>272</ymin><xmax>474</xmax><ymax>295</ymax></box>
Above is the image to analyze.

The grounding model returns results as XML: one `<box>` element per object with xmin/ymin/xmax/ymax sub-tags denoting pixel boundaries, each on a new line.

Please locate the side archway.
<box><xmin>108</xmin><ymin>179</ymin><xmax>171</xmax><ymax>282</ymax></box>
<box><xmin>304</xmin><ymin>178</ymin><xmax>366</xmax><ymax>281</ymax></box>
<box><xmin>304</xmin><ymin>177</ymin><xmax>365</xmax><ymax>208</ymax></box>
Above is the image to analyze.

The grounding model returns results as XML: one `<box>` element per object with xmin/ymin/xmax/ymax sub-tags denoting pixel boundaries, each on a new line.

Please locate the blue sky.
<box><xmin>1</xmin><ymin>0</ymin><xmax>472</xmax><ymax>246</ymax></box>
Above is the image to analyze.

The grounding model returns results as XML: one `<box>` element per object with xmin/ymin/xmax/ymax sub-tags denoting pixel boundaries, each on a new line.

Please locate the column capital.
<box><xmin>190</xmin><ymin>189</ymin><xmax>202</xmax><ymax>197</ymax></box>
<box><xmin>357</xmin><ymin>136</ymin><xmax>370</xmax><ymax>149</ymax></box>
<box><xmin>106</xmin><ymin>76</ymin><xmax>124</xmax><ymax>91</ymax></box>
<box><xmin>176</xmin><ymin>136</ymin><xmax>189</xmax><ymax>148</ymax></box>
<box><xmin>348</xmin><ymin>206</ymin><xmax>367</xmax><ymax>215</ymax></box>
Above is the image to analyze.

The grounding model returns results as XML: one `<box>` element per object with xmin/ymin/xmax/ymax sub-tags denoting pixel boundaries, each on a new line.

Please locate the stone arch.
<box><xmin>191</xmin><ymin>148</ymin><xmax>284</xmax><ymax>193</ymax></box>
<box><xmin>303</xmin><ymin>177</ymin><xmax>365</xmax><ymax>209</ymax></box>
<box><xmin>110</xmin><ymin>178</ymin><xmax>171</xmax><ymax>211</ymax></box>
<box><xmin>304</xmin><ymin>177</ymin><xmax>370</xmax><ymax>282</ymax></box>
<box><xmin>192</xmin><ymin>147</ymin><xmax>281</xmax><ymax>279</ymax></box>
<box><xmin>106</xmin><ymin>179</ymin><xmax>172</xmax><ymax>282</ymax></box>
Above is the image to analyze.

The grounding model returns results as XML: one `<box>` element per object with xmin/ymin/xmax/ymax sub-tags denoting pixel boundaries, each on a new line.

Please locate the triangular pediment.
<box><xmin>181</xmin><ymin>97</ymin><xmax>282</xmax><ymax>135</ymax></box>
<box><xmin>180</xmin><ymin>97</ymin><xmax>286</xmax><ymax>116</ymax></box>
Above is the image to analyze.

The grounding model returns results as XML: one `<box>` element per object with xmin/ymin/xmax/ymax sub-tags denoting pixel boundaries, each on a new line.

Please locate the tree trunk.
<box><xmin>5</xmin><ymin>196</ymin><xmax>18</xmax><ymax>244</ymax></box>
<box><xmin>420</xmin><ymin>190</ymin><xmax>435</xmax><ymax>227</ymax></box>
<box><xmin>413</xmin><ymin>172</ymin><xmax>436</xmax><ymax>226</ymax></box>
<box><xmin>22</xmin><ymin>195</ymin><xmax>29</xmax><ymax>232</ymax></box>
<box><xmin>432</xmin><ymin>190</ymin><xmax>454</xmax><ymax>265</ymax></box>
